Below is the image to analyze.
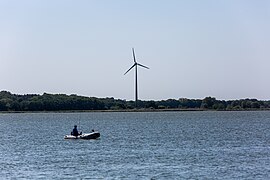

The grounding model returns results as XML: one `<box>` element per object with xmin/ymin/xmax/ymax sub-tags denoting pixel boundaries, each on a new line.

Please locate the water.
<box><xmin>0</xmin><ymin>111</ymin><xmax>270</xmax><ymax>179</ymax></box>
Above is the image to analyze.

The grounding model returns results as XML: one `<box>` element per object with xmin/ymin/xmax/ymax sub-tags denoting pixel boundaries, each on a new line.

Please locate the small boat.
<box><xmin>64</xmin><ymin>131</ymin><xmax>100</xmax><ymax>140</ymax></box>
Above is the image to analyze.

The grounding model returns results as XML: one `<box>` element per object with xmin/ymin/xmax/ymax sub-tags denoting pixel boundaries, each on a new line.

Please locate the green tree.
<box><xmin>201</xmin><ymin>97</ymin><xmax>216</xmax><ymax>109</ymax></box>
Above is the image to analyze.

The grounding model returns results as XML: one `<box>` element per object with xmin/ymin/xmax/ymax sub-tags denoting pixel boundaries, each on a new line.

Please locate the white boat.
<box><xmin>64</xmin><ymin>131</ymin><xmax>100</xmax><ymax>140</ymax></box>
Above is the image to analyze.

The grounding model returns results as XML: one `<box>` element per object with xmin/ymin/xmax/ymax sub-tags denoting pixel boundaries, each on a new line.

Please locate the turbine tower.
<box><xmin>124</xmin><ymin>48</ymin><xmax>149</xmax><ymax>108</ymax></box>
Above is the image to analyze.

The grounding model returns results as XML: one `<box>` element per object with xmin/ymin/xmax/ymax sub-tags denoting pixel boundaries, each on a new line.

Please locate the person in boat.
<box><xmin>71</xmin><ymin>125</ymin><xmax>82</xmax><ymax>136</ymax></box>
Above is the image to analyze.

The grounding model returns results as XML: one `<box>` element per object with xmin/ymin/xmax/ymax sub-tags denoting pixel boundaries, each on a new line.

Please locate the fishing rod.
<box><xmin>78</xmin><ymin>115</ymin><xmax>82</xmax><ymax>134</ymax></box>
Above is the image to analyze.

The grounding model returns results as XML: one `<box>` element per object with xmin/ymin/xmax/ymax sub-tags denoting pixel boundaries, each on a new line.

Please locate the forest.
<box><xmin>0</xmin><ymin>91</ymin><xmax>269</xmax><ymax>111</ymax></box>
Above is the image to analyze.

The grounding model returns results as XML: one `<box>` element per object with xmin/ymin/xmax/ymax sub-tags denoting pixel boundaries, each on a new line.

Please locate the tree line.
<box><xmin>0</xmin><ymin>91</ymin><xmax>269</xmax><ymax>111</ymax></box>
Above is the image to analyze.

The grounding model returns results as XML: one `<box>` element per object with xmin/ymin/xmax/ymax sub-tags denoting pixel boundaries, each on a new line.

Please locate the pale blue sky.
<box><xmin>0</xmin><ymin>0</ymin><xmax>270</xmax><ymax>100</ymax></box>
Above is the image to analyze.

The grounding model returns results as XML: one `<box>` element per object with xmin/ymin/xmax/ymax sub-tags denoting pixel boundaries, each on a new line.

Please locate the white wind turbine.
<box><xmin>124</xmin><ymin>48</ymin><xmax>149</xmax><ymax>108</ymax></box>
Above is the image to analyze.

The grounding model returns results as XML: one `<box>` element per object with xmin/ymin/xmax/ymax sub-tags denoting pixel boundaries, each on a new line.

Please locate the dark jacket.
<box><xmin>72</xmin><ymin>127</ymin><xmax>79</xmax><ymax>136</ymax></box>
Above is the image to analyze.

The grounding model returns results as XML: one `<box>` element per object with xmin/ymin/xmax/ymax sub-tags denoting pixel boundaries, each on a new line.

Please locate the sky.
<box><xmin>0</xmin><ymin>0</ymin><xmax>270</xmax><ymax>100</ymax></box>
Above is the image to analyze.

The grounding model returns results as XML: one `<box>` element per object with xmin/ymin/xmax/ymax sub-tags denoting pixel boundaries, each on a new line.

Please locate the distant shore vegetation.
<box><xmin>0</xmin><ymin>91</ymin><xmax>269</xmax><ymax>112</ymax></box>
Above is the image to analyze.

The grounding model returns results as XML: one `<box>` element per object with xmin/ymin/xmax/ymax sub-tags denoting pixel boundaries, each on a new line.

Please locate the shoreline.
<box><xmin>1</xmin><ymin>108</ymin><xmax>270</xmax><ymax>114</ymax></box>
<box><xmin>1</xmin><ymin>91</ymin><xmax>269</xmax><ymax>113</ymax></box>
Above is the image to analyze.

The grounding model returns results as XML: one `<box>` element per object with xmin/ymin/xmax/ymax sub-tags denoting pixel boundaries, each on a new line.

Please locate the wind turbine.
<box><xmin>124</xmin><ymin>48</ymin><xmax>149</xmax><ymax>108</ymax></box>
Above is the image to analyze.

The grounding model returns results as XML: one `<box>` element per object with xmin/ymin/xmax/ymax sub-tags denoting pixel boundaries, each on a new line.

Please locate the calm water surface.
<box><xmin>0</xmin><ymin>111</ymin><xmax>270</xmax><ymax>179</ymax></box>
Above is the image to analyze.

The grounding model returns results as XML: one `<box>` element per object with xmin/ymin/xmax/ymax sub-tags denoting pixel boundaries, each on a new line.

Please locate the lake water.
<box><xmin>0</xmin><ymin>111</ymin><xmax>270</xmax><ymax>179</ymax></box>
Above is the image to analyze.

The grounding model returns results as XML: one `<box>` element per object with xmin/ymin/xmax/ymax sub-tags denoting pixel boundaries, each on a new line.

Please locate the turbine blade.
<box><xmin>132</xmin><ymin>48</ymin><xmax>136</xmax><ymax>63</ymax></box>
<box><xmin>137</xmin><ymin>63</ymin><xmax>150</xmax><ymax>69</ymax></box>
<box><xmin>124</xmin><ymin>63</ymin><xmax>136</xmax><ymax>75</ymax></box>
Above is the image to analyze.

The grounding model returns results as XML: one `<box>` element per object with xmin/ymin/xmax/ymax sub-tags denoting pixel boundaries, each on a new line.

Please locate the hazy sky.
<box><xmin>1</xmin><ymin>0</ymin><xmax>270</xmax><ymax>100</ymax></box>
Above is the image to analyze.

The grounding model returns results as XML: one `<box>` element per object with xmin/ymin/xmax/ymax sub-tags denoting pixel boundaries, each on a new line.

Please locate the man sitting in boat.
<box><xmin>71</xmin><ymin>125</ymin><xmax>82</xmax><ymax>136</ymax></box>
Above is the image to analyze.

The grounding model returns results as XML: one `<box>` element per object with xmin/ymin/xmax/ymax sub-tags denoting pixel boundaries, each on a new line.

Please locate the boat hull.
<box><xmin>64</xmin><ymin>132</ymin><xmax>100</xmax><ymax>140</ymax></box>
